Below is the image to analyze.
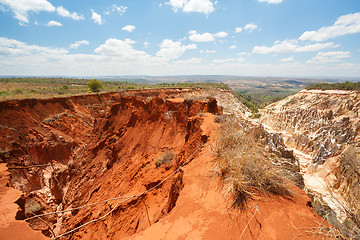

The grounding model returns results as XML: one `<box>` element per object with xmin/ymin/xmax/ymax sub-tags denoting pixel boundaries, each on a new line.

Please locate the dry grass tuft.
<box><xmin>290</xmin><ymin>218</ymin><xmax>348</xmax><ymax>240</ymax></box>
<box><xmin>155</xmin><ymin>151</ymin><xmax>174</xmax><ymax>168</ymax></box>
<box><xmin>214</xmin><ymin>117</ymin><xmax>292</xmax><ymax>208</ymax></box>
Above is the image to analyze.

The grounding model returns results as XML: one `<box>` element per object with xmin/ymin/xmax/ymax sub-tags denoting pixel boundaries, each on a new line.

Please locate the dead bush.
<box><xmin>214</xmin><ymin>117</ymin><xmax>292</xmax><ymax>208</ymax></box>
<box><xmin>155</xmin><ymin>151</ymin><xmax>174</xmax><ymax>168</ymax></box>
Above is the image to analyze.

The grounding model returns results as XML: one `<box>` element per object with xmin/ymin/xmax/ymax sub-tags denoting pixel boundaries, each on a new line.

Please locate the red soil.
<box><xmin>0</xmin><ymin>164</ymin><xmax>47</xmax><ymax>240</ymax></box>
<box><xmin>0</xmin><ymin>89</ymin><xmax>329</xmax><ymax>239</ymax></box>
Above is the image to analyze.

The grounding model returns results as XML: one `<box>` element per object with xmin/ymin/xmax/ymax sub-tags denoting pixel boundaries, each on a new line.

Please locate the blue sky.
<box><xmin>0</xmin><ymin>0</ymin><xmax>359</xmax><ymax>77</ymax></box>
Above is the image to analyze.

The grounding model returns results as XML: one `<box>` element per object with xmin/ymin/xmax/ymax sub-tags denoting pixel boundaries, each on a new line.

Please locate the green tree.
<box><xmin>88</xmin><ymin>79</ymin><xmax>103</xmax><ymax>92</ymax></box>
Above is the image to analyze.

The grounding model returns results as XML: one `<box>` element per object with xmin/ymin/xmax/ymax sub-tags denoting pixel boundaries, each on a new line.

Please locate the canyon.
<box><xmin>0</xmin><ymin>88</ymin><xmax>358</xmax><ymax>239</ymax></box>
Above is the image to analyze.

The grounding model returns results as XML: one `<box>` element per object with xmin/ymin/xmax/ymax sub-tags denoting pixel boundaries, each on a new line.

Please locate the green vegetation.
<box><xmin>88</xmin><ymin>79</ymin><xmax>103</xmax><ymax>92</ymax></box>
<box><xmin>234</xmin><ymin>91</ymin><xmax>285</xmax><ymax>113</ymax></box>
<box><xmin>0</xmin><ymin>77</ymin><xmax>229</xmax><ymax>101</ymax></box>
<box><xmin>306</xmin><ymin>81</ymin><xmax>360</xmax><ymax>91</ymax></box>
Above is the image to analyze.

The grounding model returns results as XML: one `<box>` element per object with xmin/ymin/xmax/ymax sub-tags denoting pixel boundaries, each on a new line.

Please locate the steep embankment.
<box><xmin>260</xmin><ymin>89</ymin><xmax>360</xmax><ymax>235</ymax></box>
<box><xmin>0</xmin><ymin>89</ymin><xmax>333</xmax><ymax>239</ymax></box>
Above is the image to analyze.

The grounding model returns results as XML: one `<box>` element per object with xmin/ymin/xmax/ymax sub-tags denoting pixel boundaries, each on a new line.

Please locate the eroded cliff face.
<box><xmin>0</xmin><ymin>89</ymin><xmax>220</xmax><ymax>238</ymax></box>
<box><xmin>261</xmin><ymin>90</ymin><xmax>360</xmax><ymax>163</ymax></box>
<box><xmin>0</xmin><ymin>88</ymin><xmax>332</xmax><ymax>240</ymax></box>
<box><xmin>260</xmin><ymin>89</ymin><xmax>360</xmax><ymax>236</ymax></box>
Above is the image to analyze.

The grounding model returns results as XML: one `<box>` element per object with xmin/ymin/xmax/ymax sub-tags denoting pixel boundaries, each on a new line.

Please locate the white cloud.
<box><xmin>235</xmin><ymin>23</ymin><xmax>259</xmax><ymax>33</ymax></box>
<box><xmin>200</xmin><ymin>50</ymin><xmax>216</xmax><ymax>53</ymax></box>
<box><xmin>212</xmin><ymin>57</ymin><xmax>245</xmax><ymax>63</ymax></box>
<box><xmin>237</xmin><ymin>51</ymin><xmax>250</xmax><ymax>56</ymax></box>
<box><xmin>166</xmin><ymin>0</ymin><xmax>215</xmax><ymax>15</ymax></box>
<box><xmin>307</xmin><ymin>51</ymin><xmax>351</xmax><ymax>64</ymax></box>
<box><xmin>70</xmin><ymin>40</ymin><xmax>89</xmax><ymax>49</ymax></box>
<box><xmin>0</xmin><ymin>37</ymin><xmax>68</xmax><ymax>56</ymax></box>
<box><xmin>91</xmin><ymin>10</ymin><xmax>103</xmax><ymax>24</ymax></box>
<box><xmin>230</xmin><ymin>45</ymin><xmax>236</xmax><ymax>49</ymax></box>
<box><xmin>112</xmin><ymin>4</ymin><xmax>127</xmax><ymax>15</ymax></box>
<box><xmin>156</xmin><ymin>39</ymin><xmax>197</xmax><ymax>60</ymax></box>
<box><xmin>188</xmin><ymin>30</ymin><xmax>228</xmax><ymax>42</ymax></box>
<box><xmin>299</xmin><ymin>12</ymin><xmax>360</xmax><ymax>42</ymax></box>
<box><xmin>56</xmin><ymin>6</ymin><xmax>84</xmax><ymax>20</ymax></box>
<box><xmin>176</xmin><ymin>57</ymin><xmax>202</xmax><ymax>65</ymax></box>
<box><xmin>252</xmin><ymin>39</ymin><xmax>337</xmax><ymax>54</ymax></box>
<box><xmin>244</xmin><ymin>23</ymin><xmax>258</xmax><ymax>32</ymax></box>
<box><xmin>280</xmin><ymin>56</ymin><xmax>294</xmax><ymax>62</ymax></box>
<box><xmin>122</xmin><ymin>25</ymin><xmax>136</xmax><ymax>32</ymax></box>
<box><xmin>235</xmin><ymin>27</ymin><xmax>242</xmax><ymax>33</ymax></box>
<box><xmin>0</xmin><ymin>0</ymin><xmax>55</xmax><ymax>23</ymax></box>
<box><xmin>94</xmin><ymin>38</ymin><xmax>149</xmax><ymax>61</ymax></box>
<box><xmin>144</xmin><ymin>41</ymin><xmax>149</xmax><ymax>48</ymax></box>
<box><xmin>258</xmin><ymin>0</ymin><xmax>283</xmax><ymax>4</ymax></box>
<box><xmin>1</xmin><ymin>37</ymin><xmax>359</xmax><ymax>77</ymax></box>
<box><xmin>47</xmin><ymin>20</ymin><xmax>62</xmax><ymax>26</ymax></box>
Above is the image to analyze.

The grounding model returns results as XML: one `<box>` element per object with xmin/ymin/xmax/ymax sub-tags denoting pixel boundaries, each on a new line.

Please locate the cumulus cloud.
<box><xmin>166</xmin><ymin>0</ymin><xmax>215</xmax><ymax>15</ymax></box>
<box><xmin>307</xmin><ymin>51</ymin><xmax>350</xmax><ymax>64</ymax></box>
<box><xmin>244</xmin><ymin>23</ymin><xmax>258</xmax><ymax>32</ymax></box>
<box><xmin>112</xmin><ymin>4</ymin><xmax>127</xmax><ymax>15</ymax></box>
<box><xmin>258</xmin><ymin>0</ymin><xmax>283</xmax><ymax>4</ymax></box>
<box><xmin>280</xmin><ymin>56</ymin><xmax>294</xmax><ymax>62</ymax></box>
<box><xmin>230</xmin><ymin>45</ymin><xmax>236</xmax><ymax>49</ymax></box>
<box><xmin>0</xmin><ymin>37</ymin><xmax>68</xmax><ymax>56</ymax></box>
<box><xmin>91</xmin><ymin>10</ymin><xmax>103</xmax><ymax>24</ymax></box>
<box><xmin>156</xmin><ymin>39</ymin><xmax>197</xmax><ymax>60</ymax></box>
<box><xmin>56</xmin><ymin>6</ymin><xmax>84</xmax><ymax>20</ymax></box>
<box><xmin>47</xmin><ymin>20</ymin><xmax>62</xmax><ymax>26</ymax></box>
<box><xmin>70</xmin><ymin>40</ymin><xmax>89</xmax><ymax>49</ymax></box>
<box><xmin>0</xmin><ymin>0</ymin><xmax>55</xmax><ymax>23</ymax></box>
<box><xmin>94</xmin><ymin>38</ymin><xmax>149</xmax><ymax>60</ymax></box>
<box><xmin>235</xmin><ymin>27</ymin><xmax>242</xmax><ymax>33</ymax></box>
<box><xmin>188</xmin><ymin>30</ymin><xmax>227</xmax><ymax>42</ymax></box>
<box><xmin>1</xmin><ymin>37</ymin><xmax>360</xmax><ymax>77</ymax></box>
<box><xmin>252</xmin><ymin>39</ymin><xmax>337</xmax><ymax>54</ymax></box>
<box><xmin>235</xmin><ymin>23</ymin><xmax>259</xmax><ymax>33</ymax></box>
<box><xmin>122</xmin><ymin>25</ymin><xmax>136</xmax><ymax>32</ymax></box>
<box><xmin>299</xmin><ymin>12</ymin><xmax>360</xmax><ymax>42</ymax></box>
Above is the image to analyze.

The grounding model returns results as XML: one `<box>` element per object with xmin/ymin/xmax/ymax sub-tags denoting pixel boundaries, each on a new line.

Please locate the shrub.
<box><xmin>250</xmin><ymin>113</ymin><xmax>261</xmax><ymax>119</ymax></box>
<box><xmin>155</xmin><ymin>151</ymin><xmax>174</xmax><ymax>168</ymax></box>
<box><xmin>14</xmin><ymin>88</ymin><xmax>23</xmax><ymax>94</ymax></box>
<box><xmin>214</xmin><ymin>116</ymin><xmax>292</xmax><ymax>208</ymax></box>
<box><xmin>306</xmin><ymin>81</ymin><xmax>360</xmax><ymax>91</ymax></box>
<box><xmin>88</xmin><ymin>79</ymin><xmax>103</xmax><ymax>92</ymax></box>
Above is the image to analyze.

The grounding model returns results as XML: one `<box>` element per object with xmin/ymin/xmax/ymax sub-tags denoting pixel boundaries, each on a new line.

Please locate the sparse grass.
<box><xmin>290</xmin><ymin>218</ymin><xmax>348</xmax><ymax>240</ymax></box>
<box><xmin>214</xmin><ymin>116</ymin><xmax>292</xmax><ymax>208</ymax></box>
<box><xmin>0</xmin><ymin>77</ymin><xmax>229</xmax><ymax>101</ymax></box>
<box><xmin>154</xmin><ymin>151</ymin><xmax>174</xmax><ymax>168</ymax></box>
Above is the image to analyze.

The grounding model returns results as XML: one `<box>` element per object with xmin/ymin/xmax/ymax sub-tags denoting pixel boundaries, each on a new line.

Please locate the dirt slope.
<box><xmin>0</xmin><ymin>89</ymin><xmax>330</xmax><ymax>239</ymax></box>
